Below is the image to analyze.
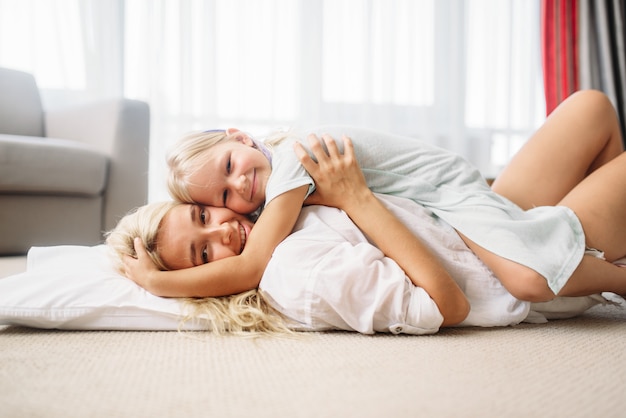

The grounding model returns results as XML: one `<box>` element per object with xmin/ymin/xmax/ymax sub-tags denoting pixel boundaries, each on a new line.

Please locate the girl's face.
<box><xmin>158</xmin><ymin>204</ymin><xmax>255</xmax><ymax>270</ymax></box>
<box><xmin>186</xmin><ymin>131</ymin><xmax>271</xmax><ymax>215</ymax></box>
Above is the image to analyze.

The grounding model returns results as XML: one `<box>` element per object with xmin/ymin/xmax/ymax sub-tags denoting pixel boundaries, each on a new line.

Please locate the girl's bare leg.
<box><xmin>529</xmin><ymin>147</ymin><xmax>626</xmax><ymax>298</ymax></box>
<box><xmin>468</xmin><ymin>90</ymin><xmax>626</xmax><ymax>301</ymax></box>
<box><xmin>457</xmin><ymin>233</ymin><xmax>555</xmax><ymax>302</ymax></box>
<box><xmin>559</xmin><ymin>151</ymin><xmax>626</xmax><ymax>262</ymax></box>
<box><xmin>492</xmin><ymin>90</ymin><xmax>624</xmax><ymax>209</ymax></box>
<box><xmin>558</xmin><ymin>255</ymin><xmax>626</xmax><ymax>297</ymax></box>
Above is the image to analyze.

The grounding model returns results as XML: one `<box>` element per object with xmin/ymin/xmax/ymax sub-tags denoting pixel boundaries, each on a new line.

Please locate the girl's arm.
<box><xmin>124</xmin><ymin>185</ymin><xmax>308</xmax><ymax>297</ymax></box>
<box><xmin>294</xmin><ymin>134</ymin><xmax>470</xmax><ymax>326</ymax></box>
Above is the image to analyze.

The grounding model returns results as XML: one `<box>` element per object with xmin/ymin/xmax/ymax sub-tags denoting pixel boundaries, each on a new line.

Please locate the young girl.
<box><xmin>123</xmin><ymin>90</ymin><xmax>626</xmax><ymax>304</ymax></box>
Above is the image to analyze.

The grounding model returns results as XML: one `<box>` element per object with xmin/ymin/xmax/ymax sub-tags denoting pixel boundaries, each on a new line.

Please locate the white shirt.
<box><xmin>259</xmin><ymin>194</ymin><xmax>531</xmax><ymax>335</ymax></box>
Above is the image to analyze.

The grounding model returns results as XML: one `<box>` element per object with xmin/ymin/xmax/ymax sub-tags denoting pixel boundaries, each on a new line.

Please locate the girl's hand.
<box><xmin>294</xmin><ymin>134</ymin><xmax>372</xmax><ymax>210</ymax></box>
<box><xmin>296</xmin><ymin>133</ymin><xmax>469</xmax><ymax>325</ymax></box>
<box><xmin>121</xmin><ymin>237</ymin><xmax>159</xmax><ymax>290</ymax></box>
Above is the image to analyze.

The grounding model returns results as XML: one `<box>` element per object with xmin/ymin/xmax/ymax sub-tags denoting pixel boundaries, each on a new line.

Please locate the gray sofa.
<box><xmin>0</xmin><ymin>67</ymin><xmax>150</xmax><ymax>255</ymax></box>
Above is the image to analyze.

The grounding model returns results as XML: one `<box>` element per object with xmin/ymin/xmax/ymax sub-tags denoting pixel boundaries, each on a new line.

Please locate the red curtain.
<box><xmin>541</xmin><ymin>0</ymin><xmax>579</xmax><ymax>115</ymax></box>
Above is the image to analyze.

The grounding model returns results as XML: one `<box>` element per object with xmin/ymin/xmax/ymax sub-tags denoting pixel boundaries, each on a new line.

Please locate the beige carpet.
<box><xmin>1</xmin><ymin>257</ymin><xmax>626</xmax><ymax>418</ymax></box>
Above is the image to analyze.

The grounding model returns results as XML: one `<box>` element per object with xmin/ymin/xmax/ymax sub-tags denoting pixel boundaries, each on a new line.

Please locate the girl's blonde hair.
<box><xmin>166</xmin><ymin>128</ymin><xmax>296</xmax><ymax>203</ymax></box>
<box><xmin>166</xmin><ymin>130</ymin><xmax>231</xmax><ymax>203</ymax></box>
<box><xmin>105</xmin><ymin>201</ymin><xmax>295</xmax><ymax>336</ymax></box>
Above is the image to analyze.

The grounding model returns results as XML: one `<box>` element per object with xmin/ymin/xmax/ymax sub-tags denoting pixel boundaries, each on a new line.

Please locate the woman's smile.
<box><xmin>239</xmin><ymin>222</ymin><xmax>247</xmax><ymax>252</ymax></box>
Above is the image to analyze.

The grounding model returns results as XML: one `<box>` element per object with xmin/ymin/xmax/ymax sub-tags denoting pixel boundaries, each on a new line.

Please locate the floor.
<box><xmin>0</xmin><ymin>255</ymin><xmax>27</xmax><ymax>278</ymax></box>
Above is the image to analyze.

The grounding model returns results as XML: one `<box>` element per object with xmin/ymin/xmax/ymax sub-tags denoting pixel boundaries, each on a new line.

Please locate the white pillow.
<box><xmin>0</xmin><ymin>245</ymin><xmax>615</xmax><ymax>331</ymax></box>
<box><xmin>0</xmin><ymin>245</ymin><xmax>197</xmax><ymax>330</ymax></box>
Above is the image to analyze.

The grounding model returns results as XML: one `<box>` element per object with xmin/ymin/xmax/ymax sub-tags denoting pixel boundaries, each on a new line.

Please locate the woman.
<box><xmin>107</xmin><ymin>95</ymin><xmax>626</xmax><ymax>333</ymax></box>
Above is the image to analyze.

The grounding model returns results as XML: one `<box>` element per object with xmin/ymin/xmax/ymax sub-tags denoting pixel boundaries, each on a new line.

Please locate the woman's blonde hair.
<box><xmin>166</xmin><ymin>128</ymin><xmax>296</xmax><ymax>203</ymax></box>
<box><xmin>105</xmin><ymin>201</ymin><xmax>294</xmax><ymax>336</ymax></box>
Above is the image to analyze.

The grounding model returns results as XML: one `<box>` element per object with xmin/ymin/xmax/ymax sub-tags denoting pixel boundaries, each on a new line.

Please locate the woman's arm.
<box><xmin>123</xmin><ymin>185</ymin><xmax>308</xmax><ymax>297</ymax></box>
<box><xmin>294</xmin><ymin>134</ymin><xmax>470</xmax><ymax>326</ymax></box>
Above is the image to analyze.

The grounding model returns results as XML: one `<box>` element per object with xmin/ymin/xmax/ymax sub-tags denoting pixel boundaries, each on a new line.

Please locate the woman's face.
<box><xmin>158</xmin><ymin>204</ymin><xmax>255</xmax><ymax>270</ymax></box>
<box><xmin>186</xmin><ymin>130</ymin><xmax>271</xmax><ymax>215</ymax></box>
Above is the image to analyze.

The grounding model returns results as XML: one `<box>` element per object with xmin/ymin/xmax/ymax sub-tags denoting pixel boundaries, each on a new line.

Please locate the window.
<box><xmin>0</xmin><ymin>0</ymin><xmax>544</xmax><ymax>200</ymax></box>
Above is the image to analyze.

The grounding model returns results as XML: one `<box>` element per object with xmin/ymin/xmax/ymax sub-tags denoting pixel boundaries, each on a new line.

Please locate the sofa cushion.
<box><xmin>0</xmin><ymin>134</ymin><xmax>108</xmax><ymax>195</ymax></box>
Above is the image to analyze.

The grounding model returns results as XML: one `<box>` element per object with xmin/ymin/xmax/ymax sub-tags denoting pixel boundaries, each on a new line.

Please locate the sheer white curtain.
<box><xmin>0</xmin><ymin>0</ymin><xmax>544</xmax><ymax>202</ymax></box>
<box><xmin>0</xmin><ymin>0</ymin><xmax>123</xmax><ymax>106</ymax></box>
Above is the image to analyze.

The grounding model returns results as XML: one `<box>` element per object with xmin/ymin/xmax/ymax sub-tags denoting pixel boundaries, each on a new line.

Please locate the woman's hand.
<box><xmin>294</xmin><ymin>133</ymin><xmax>372</xmax><ymax>211</ymax></box>
<box><xmin>121</xmin><ymin>237</ymin><xmax>160</xmax><ymax>290</ymax></box>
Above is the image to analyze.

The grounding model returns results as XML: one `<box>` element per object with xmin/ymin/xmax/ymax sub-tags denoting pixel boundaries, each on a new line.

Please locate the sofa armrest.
<box><xmin>45</xmin><ymin>99</ymin><xmax>150</xmax><ymax>231</ymax></box>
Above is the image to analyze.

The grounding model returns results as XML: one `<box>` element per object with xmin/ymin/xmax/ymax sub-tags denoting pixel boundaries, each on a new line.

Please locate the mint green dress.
<box><xmin>263</xmin><ymin>125</ymin><xmax>585</xmax><ymax>294</ymax></box>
